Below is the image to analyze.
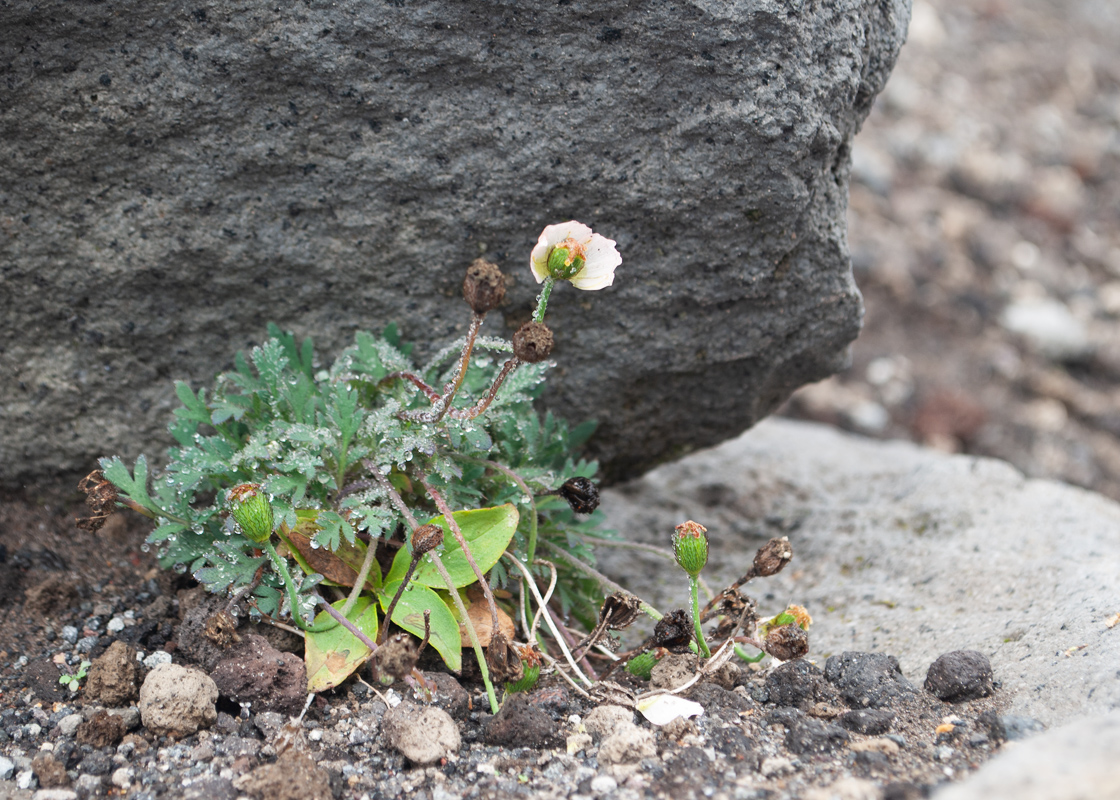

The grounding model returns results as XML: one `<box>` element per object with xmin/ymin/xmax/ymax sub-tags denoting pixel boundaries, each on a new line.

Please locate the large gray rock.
<box><xmin>0</xmin><ymin>0</ymin><xmax>909</xmax><ymax>486</ymax></box>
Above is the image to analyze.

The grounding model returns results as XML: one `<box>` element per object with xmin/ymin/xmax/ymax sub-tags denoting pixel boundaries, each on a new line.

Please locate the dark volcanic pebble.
<box><xmin>484</xmin><ymin>693</ymin><xmax>561</xmax><ymax>748</ymax></box>
<box><xmin>839</xmin><ymin>708</ymin><xmax>896</xmax><ymax>735</ymax></box>
<box><xmin>710</xmin><ymin>726</ymin><xmax>762</xmax><ymax>769</ymax></box>
<box><xmin>425</xmin><ymin>672</ymin><xmax>470</xmax><ymax>720</ymax></box>
<box><xmin>924</xmin><ymin>650</ymin><xmax>994</xmax><ymax>701</ymax></box>
<box><xmin>825</xmin><ymin>651</ymin><xmax>916</xmax><ymax>708</ymax></box>
<box><xmin>210</xmin><ymin>634</ymin><xmax>307</xmax><ymax>714</ymax></box>
<box><xmin>766</xmin><ymin>659</ymin><xmax>839</xmax><ymax>709</ymax></box>
<box><xmin>766</xmin><ymin>708</ymin><xmax>850</xmax><ymax>755</ymax></box>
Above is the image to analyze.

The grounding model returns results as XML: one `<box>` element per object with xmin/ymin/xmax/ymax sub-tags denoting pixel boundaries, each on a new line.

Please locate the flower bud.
<box><xmin>545</xmin><ymin>238</ymin><xmax>587</xmax><ymax>280</ymax></box>
<box><xmin>753</xmin><ymin>536</ymin><xmax>792</xmax><ymax>577</ymax></box>
<box><xmin>764</xmin><ymin>623</ymin><xmax>809</xmax><ymax>662</ymax></box>
<box><xmin>411</xmin><ymin>523</ymin><xmax>445</xmax><ymax>556</ymax></box>
<box><xmin>625</xmin><ymin>649</ymin><xmax>665</xmax><ymax>680</ymax></box>
<box><xmin>672</xmin><ymin>520</ymin><xmax>709</xmax><ymax>578</ymax></box>
<box><xmin>462</xmin><ymin>258</ymin><xmax>506</xmax><ymax>314</ymax></box>
<box><xmin>512</xmin><ymin>321</ymin><xmax>554</xmax><ymax>363</ymax></box>
<box><xmin>228</xmin><ymin>483</ymin><xmax>274</xmax><ymax>544</ymax></box>
<box><xmin>506</xmin><ymin>644</ymin><xmax>542</xmax><ymax>692</ymax></box>
<box><xmin>559</xmin><ymin>476</ymin><xmax>600</xmax><ymax>514</ymax></box>
<box><xmin>485</xmin><ymin>630</ymin><xmax>523</xmax><ymax>684</ymax></box>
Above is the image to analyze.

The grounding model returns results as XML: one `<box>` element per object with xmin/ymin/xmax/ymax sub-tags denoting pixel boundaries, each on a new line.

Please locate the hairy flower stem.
<box><xmin>261</xmin><ymin>539</ymin><xmax>337</xmax><ymax>632</ymax></box>
<box><xmin>424</xmin><ymin>481</ymin><xmax>500</xmax><ymax>638</ymax></box>
<box><xmin>689</xmin><ymin>576</ymin><xmax>711</xmax><ymax>657</ymax></box>
<box><xmin>533</xmin><ymin>277</ymin><xmax>555</xmax><ymax>323</ymax></box>
<box><xmin>399</xmin><ymin>314</ymin><xmax>485</xmax><ymax>424</ymax></box>
<box><xmin>378</xmin><ymin>553</ymin><xmax>421</xmax><ymax>646</ymax></box>
<box><xmin>461</xmin><ymin>456</ymin><xmax>539</xmax><ymax>563</ymax></box>
<box><xmin>365</xmin><ymin>461</ymin><xmax>499</xmax><ymax>713</ymax></box>
<box><xmin>446</xmin><ymin>357</ymin><xmax>520</xmax><ymax>420</ymax></box>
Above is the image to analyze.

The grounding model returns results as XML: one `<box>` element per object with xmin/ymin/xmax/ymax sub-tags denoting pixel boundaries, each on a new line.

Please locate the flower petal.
<box><xmin>569</xmin><ymin>233</ymin><xmax>621</xmax><ymax>290</ymax></box>
<box><xmin>635</xmin><ymin>694</ymin><xmax>704</xmax><ymax>726</ymax></box>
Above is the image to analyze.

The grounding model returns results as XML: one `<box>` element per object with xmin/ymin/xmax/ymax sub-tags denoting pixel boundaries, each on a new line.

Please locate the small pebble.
<box><xmin>16</xmin><ymin>769</ymin><xmax>36</xmax><ymax>790</ymax></box>
<box><xmin>589</xmin><ymin>775</ymin><xmax>618</xmax><ymax>794</ymax></box>
<box><xmin>142</xmin><ymin>651</ymin><xmax>173</xmax><ymax>669</ymax></box>
<box><xmin>107</xmin><ymin>617</ymin><xmax>126</xmax><ymax>633</ymax></box>
<box><xmin>0</xmin><ymin>755</ymin><xmax>14</xmax><ymax>780</ymax></box>
<box><xmin>56</xmin><ymin>714</ymin><xmax>83</xmax><ymax>737</ymax></box>
<box><xmin>60</xmin><ymin>626</ymin><xmax>79</xmax><ymax>644</ymax></box>
<box><xmin>77</xmin><ymin>636</ymin><xmax>99</xmax><ymax>654</ymax></box>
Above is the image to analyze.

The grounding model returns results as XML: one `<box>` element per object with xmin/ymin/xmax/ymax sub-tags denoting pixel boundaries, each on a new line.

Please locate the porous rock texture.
<box><xmin>0</xmin><ymin>0</ymin><xmax>910</xmax><ymax>487</ymax></box>
<box><xmin>137</xmin><ymin>662</ymin><xmax>218</xmax><ymax>737</ymax></box>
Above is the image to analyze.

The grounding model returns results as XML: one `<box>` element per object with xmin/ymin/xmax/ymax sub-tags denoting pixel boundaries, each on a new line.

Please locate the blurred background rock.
<box><xmin>784</xmin><ymin>0</ymin><xmax>1120</xmax><ymax>501</ymax></box>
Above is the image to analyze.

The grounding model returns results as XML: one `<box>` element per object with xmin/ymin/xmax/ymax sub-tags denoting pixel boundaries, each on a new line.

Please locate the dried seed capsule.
<box><xmin>559</xmin><ymin>476</ymin><xmax>600</xmax><ymax>514</ymax></box>
<box><xmin>672</xmin><ymin>520</ymin><xmax>709</xmax><ymax>578</ymax></box>
<box><xmin>512</xmin><ymin>321</ymin><xmax>554</xmax><ymax>363</ymax></box>
<box><xmin>227</xmin><ymin>483</ymin><xmax>274</xmax><ymax>544</ymax></box>
<box><xmin>411</xmin><ymin>523</ymin><xmax>445</xmax><ymax>555</ymax></box>
<box><xmin>598</xmin><ymin>592</ymin><xmax>642</xmax><ymax>630</ymax></box>
<box><xmin>75</xmin><ymin>470</ymin><xmax>120</xmax><ymax>532</ymax></box>
<box><xmin>753</xmin><ymin>536</ymin><xmax>793</xmax><ymax>577</ymax></box>
<box><xmin>462</xmin><ymin>258</ymin><xmax>506</xmax><ymax>314</ymax></box>
<box><xmin>764</xmin><ymin>623</ymin><xmax>809</xmax><ymax>662</ymax></box>
<box><xmin>485</xmin><ymin>631</ymin><xmax>524</xmax><ymax>684</ymax></box>
<box><xmin>651</xmin><ymin>609</ymin><xmax>693</xmax><ymax>653</ymax></box>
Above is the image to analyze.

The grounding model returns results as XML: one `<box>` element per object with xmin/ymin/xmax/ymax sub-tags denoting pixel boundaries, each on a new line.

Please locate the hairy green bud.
<box><xmin>228</xmin><ymin>483</ymin><xmax>274</xmax><ymax>544</ymax></box>
<box><xmin>672</xmin><ymin>520</ymin><xmax>709</xmax><ymax>578</ymax></box>
<box><xmin>625</xmin><ymin>650</ymin><xmax>662</xmax><ymax>680</ymax></box>
<box><xmin>506</xmin><ymin>663</ymin><xmax>541</xmax><ymax>693</ymax></box>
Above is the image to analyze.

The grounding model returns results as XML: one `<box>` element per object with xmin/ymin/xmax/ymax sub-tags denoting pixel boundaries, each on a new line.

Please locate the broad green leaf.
<box><xmin>386</xmin><ymin>504</ymin><xmax>519</xmax><ymax>589</ymax></box>
<box><xmin>378</xmin><ymin>581</ymin><xmax>461</xmax><ymax>672</ymax></box>
<box><xmin>304</xmin><ymin>597</ymin><xmax>379</xmax><ymax>692</ymax></box>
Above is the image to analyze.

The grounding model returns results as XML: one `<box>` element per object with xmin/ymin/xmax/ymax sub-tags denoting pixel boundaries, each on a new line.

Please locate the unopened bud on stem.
<box><xmin>752</xmin><ymin>536</ymin><xmax>793</xmax><ymax>577</ymax></box>
<box><xmin>228</xmin><ymin>483</ymin><xmax>274</xmax><ymax>544</ymax></box>
<box><xmin>672</xmin><ymin>520</ymin><xmax>709</xmax><ymax>578</ymax></box>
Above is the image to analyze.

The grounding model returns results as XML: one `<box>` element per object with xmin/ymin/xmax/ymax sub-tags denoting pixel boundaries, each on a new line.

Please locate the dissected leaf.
<box><xmin>304</xmin><ymin>596</ymin><xmax>379</xmax><ymax>692</ymax></box>
<box><xmin>385</xmin><ymin>505</ymin><xmax>519</xmax><ymax>589</ymax></box>
<box><xmin>378</xmin><ymin>581</ymin><xmax>462</xmax><ymax>673</ymax></box>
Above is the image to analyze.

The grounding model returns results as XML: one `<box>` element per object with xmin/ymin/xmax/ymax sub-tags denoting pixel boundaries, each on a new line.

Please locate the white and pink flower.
<box><xmin>529</xmin><ymin>221</ymin><xmax>621</xmax><ymax>290</ymax></box>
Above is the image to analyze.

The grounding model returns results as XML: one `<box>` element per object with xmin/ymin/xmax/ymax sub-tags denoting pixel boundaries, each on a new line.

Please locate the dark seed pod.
<box><xmin>651</xmin><ymin>609</ymin><xmax>694</xmax><ymax>653</ymax></box>
<box><xmin>203</xmin><ymin>610</ymin><xmax>241</xmax><ymax>648</ymax></box>
<box><xmin>764</xmin><ymin>623</ymin><xmax>809</xmax><ymax>662</ymax></box>
<box><xmin>462</xmin><ymin>258</ymin><xmax>506</xmax><ymax>314</ymax></box>
<box><xmin>485</xmin><ymin>631</ymin><xmax>524</xmax><ymax>684</ymax></box>
<box><xmin>374</xmin><ymin>632</ymin><xmax>420</xmax><ymax>681</ymax></box>
<box><xmin>598</xmin><ymin>592</ymin><xmax>642</xmax><ymax>630</ymax></box>
<box><xmin>512</xmin><ymin>321</ymin><xmax>554</xmax><ymax>363</ymax></box>
<box><xmin>411</xmin><ymin>523</ymin><xmax>445</xmax><ymax>556</ymax></box>
<box><xmin>559</xmin><ymin>476</ymin><xmax>600</xmax><ymax>514</ymax></box>
<box><xmin>76</xmin><ymin>470</ymin><xmax>120</xmax><ymax>533</ymax></box>
<box><xmin>753</xmin><ymin>536</ymin><xmax>793</xmax><ymax>578</ymax></box>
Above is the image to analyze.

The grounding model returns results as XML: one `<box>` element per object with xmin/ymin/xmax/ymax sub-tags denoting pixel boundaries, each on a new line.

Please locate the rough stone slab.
<box><xmin>934</xmin><ymin>711</ymin><xmax>1120</xmax><ymax>800</ymax></box>
<box><xmin>598</xmin><ymin>418</ymin><xmax>1120</xmax><ymax>727</ymax></box>
<box><xmin>0</xmin><ymin>1</ymin><xmax>909</xmax><ymax>486</ymax></box>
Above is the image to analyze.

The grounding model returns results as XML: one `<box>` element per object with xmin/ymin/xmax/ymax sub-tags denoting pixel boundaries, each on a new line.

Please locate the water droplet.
<box><xmin>140</xmin><ymin>543</ymin><xmax>150</xmax><ymax>553</ymax></box>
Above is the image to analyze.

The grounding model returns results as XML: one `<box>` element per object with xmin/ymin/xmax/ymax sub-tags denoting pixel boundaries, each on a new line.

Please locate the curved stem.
<box><xmin>502</xmin><ymin>553</ymin><xmax>592</xmax><ymax>687</ymax></box>
<box><xmin>378</xmin><ymin>554</ymin><xmax>421</xmax><ymax>645</ymax></box>
<box><xmin>262</xmin><ymin>539</ymin><xmax>337</xmax><ymax>632</ymax></box>
<box><xmin>533</xmin><ymin>277</ymin><xmax>555</xmax><ymax>323</ymax></box>
<box><xmin>337</xmin><ymin>532</ymin><xmax>379</xmax><ymax>619</ymax></box>
<box><xmin>446</xmin><ymin>357</ymin><xmax>520</xmax><ymax>421</ymax></box>
<box><xmin>424</xmin><ymin>480</ymin><xmax>500</xmax><ymax>638</ymax></box>
<box><xmin>689</xmin><ymin>576</ymin><xmax>711</xmax><ymax>657</ymax></box>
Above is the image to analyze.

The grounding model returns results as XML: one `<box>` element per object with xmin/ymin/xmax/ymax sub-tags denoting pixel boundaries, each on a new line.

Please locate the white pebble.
<box><xmin>143</xmin><ymin>651</ymin><xmax>173</xmax><ymax>668</ymax></box>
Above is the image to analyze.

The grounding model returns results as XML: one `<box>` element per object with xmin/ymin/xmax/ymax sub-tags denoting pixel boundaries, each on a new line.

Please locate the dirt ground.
<box><xmin>784</xmin><ymin>0</ymin><xmax>1120</xmax><ymax>503</ymax></box>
